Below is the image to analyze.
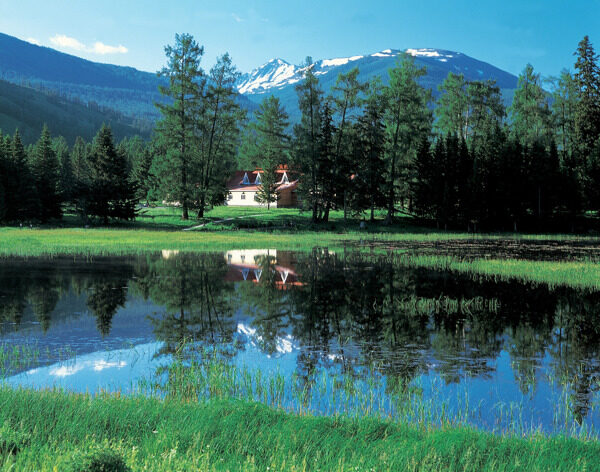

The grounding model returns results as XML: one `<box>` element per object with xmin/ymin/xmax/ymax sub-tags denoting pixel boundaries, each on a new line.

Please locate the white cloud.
<box><xmin>49</xmin><ymin>34</ymin><xmax>128</xmax><ymax>55</ymax></box>
<box><xmin>50</xmin><ymin>34</ymin><xmax>86</xmax><ymax>51</ymax></box>
<box><xmin>26</xmin><ymin>37</ymin><xmax>41</xmax><ymax>46</ymax></box>
<box><xmin>231</xmin><ymin>13</ymin><xmax>244</xmax><ymax>22</ymax></box>
<box><xmin>90</xmin><ymin>41</ymin><xmax>128</xmax><ymax>55</ymax></box>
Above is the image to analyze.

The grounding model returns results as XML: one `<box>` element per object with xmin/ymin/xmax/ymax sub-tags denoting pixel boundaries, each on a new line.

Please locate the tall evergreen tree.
<box><xmin>31</xmin><ymin>125</ymin><xmax>61</xmax><ymax>222</ymax></box>
<box><xmin>248</xmin><ymin>96</ymin><xmax>290</xmax><ymax>209</ymax></box>
<box><xmin>195</xmin><ymin>53</ymin><xmax>244</xmax><ymax>217</ymax></box>
<box><xmin>574</xmin><ymin>36</ymin><xmax>600</xmax><ymax>161</ymax></box>
<box><xmin>436</xmin><ymin>72</ymin><xmax>469</xmax><ymax>139</ymax></box>
<box><xmin>53</xmin><ymin>136</ymin><xmax>73</xmax><ymax>207</ymax></box>
<box><xmin>466</xmin><ymin>80</ymin><xmax>505</xmax><ymax>145</ymax></box>
<box><xmin>88</xmin><ymin>125</ymin><xmax>137</xmax><ymax>223</ymax></box>
<box><xmin>328</xmin><ymin>67</ymin><xmax>367</xmax><ymax>220</ymax></box>
<box><xmin>574</xmin><ymin>36</ymin><xmax>600</xmax><ymax>212</ymax></box>
<box><xmin>154</xmin><ymin>33</ymin><xmax>205</xmax><ymax>220</ymax></box>
<box><xmin>509</xmin><ymin>64</ymin><xmax>552</xmax><ymax>146</ymax></box>
<box><xmin>550</xmin><ymin>70</ymin><xmax>579</xmax><ymax>161</ymax></box>
<box><xmin>132</xmin><ymin>147</ymin><xmax>155</xmax><ymax>206</ymax></box>
<box><xmin>293</xmin><ymin>57</ymin><xmax>324</xmax><ymax>222</ymax></box>
<box><xmin>350</xmin><ymin>79</ymin><xmax>386</xmax><ymax>221</ymax></box>
<box><xmin>71</xmin><ymin>136</ymin><xmax>92</xmax><ymax>222</ymax></box>
<box><xmin>383</xmin><ymin>53</ymin><xmax>432</xmax><ymax>223</ymax></box>
<box><xmin>0</xmin><ymin>132</ymin><xmax>6</xmax><ymax>222</ymax></box>
<box><xmin>10</xmin><ymin>130</ymin><xmax>37</xmax><ymax>222</ymax></box>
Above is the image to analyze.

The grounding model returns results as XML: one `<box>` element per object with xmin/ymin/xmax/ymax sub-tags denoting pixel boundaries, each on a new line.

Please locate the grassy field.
<box><xmin>396</xmin><ymin>254</ymin><xmax>600</xmax><ymax>290</ymax></box>
<box><xmin>0</xmin><ymin>388</ymin><xmax>598</xmax><ymax>471</ymax></box>
<box><xmin>2</xmin><ymin>206</ymin><xmax>600</xmax><ymax>290</ymax></box>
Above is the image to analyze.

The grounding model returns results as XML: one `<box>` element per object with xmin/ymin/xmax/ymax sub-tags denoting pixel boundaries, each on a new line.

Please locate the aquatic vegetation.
<box><xmin>0</xmin><ymin>387</ymin><xmax>598</xmax><ymax>471</ymax></box>
<box><xmin>392</xmin><ymin>253</ymin><xmax>600</xmax><ymax>290</ymax></box>
<box><xmin>139</xmin><ymin>345</ymin><xmax>600</xmax><ymax>439</ymax></box>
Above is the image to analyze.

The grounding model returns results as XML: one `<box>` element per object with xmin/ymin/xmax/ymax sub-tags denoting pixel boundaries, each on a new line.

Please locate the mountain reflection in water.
<box><xmin>0</xmin><ymin>249</ymin><xmax>599</xmax><ymax>433</ymax></box>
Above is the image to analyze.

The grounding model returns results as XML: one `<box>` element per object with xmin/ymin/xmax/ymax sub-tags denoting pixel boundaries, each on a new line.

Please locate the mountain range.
<box><xmin>0</xmin><ymin>32</ymin><xmax>519</xmax><ymax>142</ymax></box>
<box><xmin>237</xmin><ymin>48</ymin><xmax>518</xmax><ymax>121</ymax></box>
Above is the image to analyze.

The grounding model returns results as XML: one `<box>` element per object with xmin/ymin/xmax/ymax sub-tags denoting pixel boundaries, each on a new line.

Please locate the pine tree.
<box><xmin>328</xmin><ymin>67</ymin><xmax>367</xmax><ymax>220</ymax></box>
<box><xmin>350</xmin><ymin>79</ymin><xmax>386</xmax><ymax>221</ymax></box>
<box><xmin>31</xmin><ymin>125</ymin><xmax>62</xmax><ymax>222</ymax></box>
<box><xmin>574</xmin><ymin>36</ymin><xmax>600</xmax><ymax>160</ymax></box>
<box><xmin>154</xmin><ymin>33</ymin><xmax>205</xmax><ymax>220</ymax></box>
<box><xmin>71</xmin><ymin>136</ymin><xmax>92</xmax><ymax>222</ymax></box>
<box><xmin>10</xmin><ymin>130</ymin><xmax>38</xmax><ymax>222</ymax></box>
<box><xmin>383</xmin><ymin>53</ymin><xmax>433</xmax><ymax>223</ymax></box>
<box><xmin>0</xmin><ymin>131</ymin><xmax>8</xmax><ymax>222</ymax></box>
<box><xmin>317</xmin><ymin>102</ymin><xmax>337</xmax><ymax>220</ymax></box>
<box><xmin>550</xmin><ymin>70</ymin><xmax>578</xmax><ymax>161</ymax></box>
<box><xmin>88</xmin><ymin>125</ymin><xmax>137</xmax><ymax>223</ymax></box>
<box><xmin>250</xmin><ymin>96</ymin><xmax>290</xmax><ymax>209</ymax></box>
<box><xmin>466</xmin><ymin>80</ymin><xmax>505</xmax><ymax>145</ymax></box>
<box><xmin>132</xmin><ymin>147</ymin><xmax>155</xmax><ymax>205</ymax></box>
<box><xmin>412</xmin><ymin>136</ymin><xmax>435</xmax><ymax>218</ymax></box>
<box><xmin>574</xmin><ymin>36</ymin><xmax>600</xmax><ymax>212</ymax></box>
<box><xmin>53</xmin><ymin>136</ymin><xmax>73</xmax><ymax>207</ymax></box>
<box><xmin>436</xmin><ymin>73</ymin><xmax>469</xmax><ymax>140</ymax></box>
<box><xmin>509</xmin><ymin>64</ymin><xmax>552</xmax><ymax>146</ymax></box>
<box><xmin>293</xmin><ymin>57</ymin><xmax>324</xmax><ymax>222</ymax></box>
<box><xmin>195</xmin><ymin>53</ymin><xmax>244</xmax><ymax>217</ymax></box>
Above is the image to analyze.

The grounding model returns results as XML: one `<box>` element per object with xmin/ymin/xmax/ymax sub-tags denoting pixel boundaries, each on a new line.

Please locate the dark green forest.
<box><xmin>1</xmin><ymin>34</ymin><xmax>599</xmax><ymax>232</ymax></box>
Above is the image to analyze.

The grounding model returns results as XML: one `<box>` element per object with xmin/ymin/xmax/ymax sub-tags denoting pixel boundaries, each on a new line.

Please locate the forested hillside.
<box><xmin>0</xmin><ymin>32</ymin><xmax>163</xmax><ymax>122</ymax></box>
<box><xmin>0</xmin><ymin>79</ymin><xmax>149</xmax><ymax>144</ymax></box>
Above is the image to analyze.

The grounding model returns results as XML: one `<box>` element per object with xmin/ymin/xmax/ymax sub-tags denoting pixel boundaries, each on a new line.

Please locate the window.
<box><xmin>281</xmin><ymin>172</ymin><xmax>289</xmax><ymax>184</ymax></box>
<box><xmin>241</xmin><ymin>192</ymin><xmax>246</xmax><ymax>200</ymax></box>
<box><xmin>227</xmin><ymin>193</ymin><xmax>233</xmax><ymax>200</ymax></box>
<box><xmin>255</xmin><ymin>173</ymin><xmax>262</xmax><ymax>184</ymax></box>
<box><xmin>242</xmin><ymin>172</ymin><xmax>250</xmax><ymax>184</ymax></box>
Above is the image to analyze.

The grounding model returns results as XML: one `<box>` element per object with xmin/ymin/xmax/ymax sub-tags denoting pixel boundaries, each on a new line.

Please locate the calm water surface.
<box><xmin>1</xmin><ymin>249</ymin><xmax>599</xmax><ymax>435</ymax></box>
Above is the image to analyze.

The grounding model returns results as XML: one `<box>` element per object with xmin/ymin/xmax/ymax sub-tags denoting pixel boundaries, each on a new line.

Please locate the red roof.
<box><xmin>227</xmin><ymin>169</ymin><xmax>299</xmax><ymax>192</ymax></box>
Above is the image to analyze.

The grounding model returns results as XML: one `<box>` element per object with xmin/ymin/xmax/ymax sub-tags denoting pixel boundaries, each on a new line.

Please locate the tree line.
<box><xmin>0</xmin><ymin>124</ymin><xmax>140</xmax><ymax>224</ymax></box>
<box><xmin>1</xmin><ymin>34</ymin><xmax>599</xmax><ymax>231</ymax></box>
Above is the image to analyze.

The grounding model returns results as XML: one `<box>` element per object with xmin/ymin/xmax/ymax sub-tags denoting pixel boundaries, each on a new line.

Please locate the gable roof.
<box><xmin>227</xmin><ymin>167</ymin><xmax>299</xmax><ymax>192</ymax></box>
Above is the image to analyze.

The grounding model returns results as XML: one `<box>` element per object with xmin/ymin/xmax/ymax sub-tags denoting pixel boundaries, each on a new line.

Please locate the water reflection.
<box><xmin>1</xmin><ymin>250</ymin><xmax>600</xmax><ymax>432</ymax></box>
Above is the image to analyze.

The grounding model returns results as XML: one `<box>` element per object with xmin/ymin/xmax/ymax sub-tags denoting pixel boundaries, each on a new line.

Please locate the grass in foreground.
<box><xmin>0</xmin><ymin>388</ymin><xmax>598</xmax><ymax>471</ymax></box>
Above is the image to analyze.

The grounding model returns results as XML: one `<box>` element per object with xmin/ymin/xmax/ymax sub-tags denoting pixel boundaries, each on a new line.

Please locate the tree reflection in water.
<box><xmin>1</xmin><ymin>251</ymin><xmax>600</xmax><ymax>426</ymax></box>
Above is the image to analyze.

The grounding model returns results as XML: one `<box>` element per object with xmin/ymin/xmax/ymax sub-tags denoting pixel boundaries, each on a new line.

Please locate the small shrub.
<box><xmin>69</xmin><ymin>447</ymin><xmax>130</xmax><ymax>472</ymax></box>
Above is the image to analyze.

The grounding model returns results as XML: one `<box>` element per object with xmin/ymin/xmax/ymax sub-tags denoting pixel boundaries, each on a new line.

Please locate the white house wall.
<box><xmin>225</xmin><ymin>191</ymin><xmax>278</xmax><ymax>207</ymax></box>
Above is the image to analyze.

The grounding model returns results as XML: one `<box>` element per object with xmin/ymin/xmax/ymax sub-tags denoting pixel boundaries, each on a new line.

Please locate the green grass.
<box><xmin>0</xmin><ymin>387</ymin><xmax>598</xmax><ymax>471</ymax></box>
<box><xmin>3</xmin><ymin>206</ymin><xmax>600</xmax><ymax>291</ymax></box>
<box><xmin>395</xmin><ymin>254</ymin><xmax>600</xmax><ymax>291</ymax></box>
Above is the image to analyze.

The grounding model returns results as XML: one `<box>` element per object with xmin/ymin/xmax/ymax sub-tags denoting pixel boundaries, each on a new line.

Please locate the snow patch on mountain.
<box><xmin>321</xmin><ymin>55</ymin><xmax>364</xmax><ymax>68</ymax></box>
<box><xmin>235</xmin><ymin>47</ymin><xmax>502</xmax><ymax>97</ymax></box>
<box><xmin>237</xmin><ymin>58</ymin><xmax>303</xmax><ymax>94</ymax></box>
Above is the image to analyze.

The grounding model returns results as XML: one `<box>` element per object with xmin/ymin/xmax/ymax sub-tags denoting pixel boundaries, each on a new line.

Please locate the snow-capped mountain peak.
<box><xmin>236</xmin><ymin>58</ymin><xmax>302</xmax><ymax>94</ymax></box>
<box><xmin>235</xmin><ymin>47</ymin><xmax>517</xmax><ymax>99</ymax></box>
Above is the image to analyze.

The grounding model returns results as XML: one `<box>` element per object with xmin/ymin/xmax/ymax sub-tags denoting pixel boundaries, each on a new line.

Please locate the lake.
<box><xmin>1</xmin><ymin>248</ymin><xmax>599</xmax><ymax>436</ymax></box>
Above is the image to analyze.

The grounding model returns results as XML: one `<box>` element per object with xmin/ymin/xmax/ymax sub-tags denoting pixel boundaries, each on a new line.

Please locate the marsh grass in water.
<box><xmin>393</xmin><ymin>254</ymin><xmax>600</xmax><ymax>290</ymax></box>
<box><xmin>139</xmin><ymin>344</ymin><xmax>600</xmax><ymax>439</ymax></box>
<box><xmin>0</xmin><ymin>387</ymin><xmax>598</xmax><ymax>471</ymax></box>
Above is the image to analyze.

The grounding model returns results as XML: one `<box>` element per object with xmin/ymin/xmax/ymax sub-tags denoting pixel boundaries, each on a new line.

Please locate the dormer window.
<box><xmin>281</xmin><ymin>172</ymin><xmax>289</xmax><ymax>184</ymax></box>
<box><xmin>255</xmin><ymin>173</ymin><xmax>262</xmax><ymax>184</ymax></box>
<box><xmin>242</xmin><ymin>172</ymin><xmax>250</xmax><ymax>184</ymax></box>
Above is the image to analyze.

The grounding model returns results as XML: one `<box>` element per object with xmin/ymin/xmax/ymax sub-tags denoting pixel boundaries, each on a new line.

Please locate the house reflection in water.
<box><xmin>224</xmin><ymin>250</ymin><xmax>302</xmax><ymax>289</ymax></box>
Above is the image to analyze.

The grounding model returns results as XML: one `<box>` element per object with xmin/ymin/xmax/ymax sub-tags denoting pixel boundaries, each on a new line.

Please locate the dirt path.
<box><xmin>182</xmin><ymin>214</ymin><xmax>263</xmax><ymax>231</ymax></box>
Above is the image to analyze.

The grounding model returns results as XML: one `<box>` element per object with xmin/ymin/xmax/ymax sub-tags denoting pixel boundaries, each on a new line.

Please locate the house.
<box><xmin>225</xmin><ymin>165</ymin><xmax>299</xmax><ymax>207</ymax></box>
<box><xmin>224</xmin><ymin>250</ymin><xmax>302</xmax><ymax>289</ymax></box>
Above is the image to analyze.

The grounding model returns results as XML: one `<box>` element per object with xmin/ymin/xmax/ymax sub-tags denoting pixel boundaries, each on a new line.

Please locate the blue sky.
<box><xmin>1</xmin><ymin>0</ymin><xmax>598</xmax><ymax>77</ymax></box>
